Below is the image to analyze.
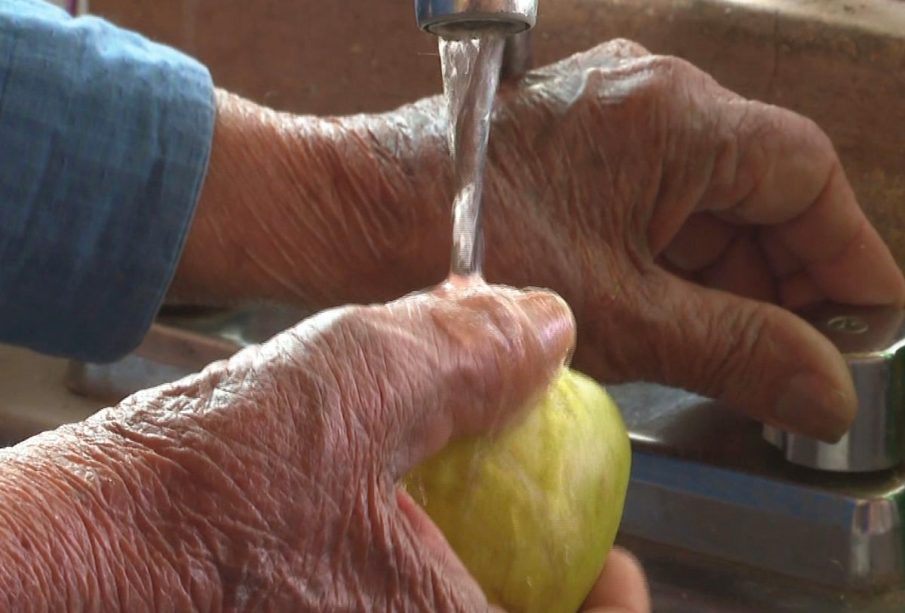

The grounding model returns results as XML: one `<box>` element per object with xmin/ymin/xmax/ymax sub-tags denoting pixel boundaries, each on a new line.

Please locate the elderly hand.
<box><xmin>175</xmin><ymin>40</ymin><xmax>905</xmax><ymax>444</ymax></box>
<box><xmin>475</xmin><ymin>40</ymin><xmax>905</xmax><ymax>442</ymax></box>
<box><xmin>0</xmin><ymin>285</ymin><xmax>647</xmax><ymax>611</ymax></box>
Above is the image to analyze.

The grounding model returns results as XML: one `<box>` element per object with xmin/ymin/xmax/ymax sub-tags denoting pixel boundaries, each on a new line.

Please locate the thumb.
<box><xmin>327</xmin><ymin>283</ymin><xmax>575</xmax><ymax>478</ymax></box>
<box><xmin>578</xmin><ymin>271</ymin><xmax>855</xmax><ymax>442</ymax></box>
<box><xmin>580</xmin><ymin>547</ymin><xmax>650</xmax><ymax>613</ymax></box>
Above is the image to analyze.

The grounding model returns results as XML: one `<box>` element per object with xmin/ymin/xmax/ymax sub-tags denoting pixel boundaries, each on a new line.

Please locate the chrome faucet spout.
<box><xmin>415</xmin><ymin>0</ymin><xmax>536</xmax><ymax>80</ymax></box>
<box><xmin>414</xmin><ymin>0</ymin><xmax>538</xmax><ymax>38</ymax></box>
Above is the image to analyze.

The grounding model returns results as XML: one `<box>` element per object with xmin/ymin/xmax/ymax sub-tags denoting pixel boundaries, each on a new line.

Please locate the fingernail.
<box><xmin>774</xmin><ymin>373</ymin><xmax>855</xmax><ymax>443</ymax></box>
<box><xmin>516</xmin><ymin>291</ymin><xmax>576</xmax><ymax>365</ymax></box>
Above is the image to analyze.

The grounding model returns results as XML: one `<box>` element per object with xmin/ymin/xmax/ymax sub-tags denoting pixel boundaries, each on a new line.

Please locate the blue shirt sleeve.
<box><xmin>0</xmin><ymin>0</ymin><xmax>215</xmax><ymax>362</ymax></box>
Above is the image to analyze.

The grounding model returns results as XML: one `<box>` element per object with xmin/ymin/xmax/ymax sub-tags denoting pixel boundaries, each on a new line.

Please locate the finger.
<box><xmin>312</xmin><ymin>284</ymin><xmax>575</xmax><ymax>478</ymax></box>
<box><xmin>701</xmin><ymin>100</ymin><xmax>905</xmax><ymax>308</ymax></box>
<box><xmin>662</xmin><ymin>212</ymin><xmax>737</xmax><ymax>272</ymax></box>
<box><xmin>696</xmin><ymin>232</ymin><xmax>776</xmax><ymax>303</ymax></box>
<box><xmin>556</xmin><ymin>39</ymin><xmax>650</xmax><ymax>73</ymax></box>
<box><xmin>778</xmin><ymin>271</ymin><xmax>825</xmax><ymax>310</ymax></box>
<box><xmin>578</xmin><ymin>38</ymin><xmax>650</xmax><ymax>67</ymax></box>
<box><xmin>579</xmin><ymin>271</ymin><xmax>855</xmax><ymax>442</ymax></box>
<box><xmin>527</xmin><ymin>39</ymin><xmax>649</xmax><ymax>97</ymax></box>
<box><xmin>393</xmin><ymin>487</ymin><xmax>490</xmax><ymax>606</ymax></box>
<box><xmin>581</xmin><ymin>548</ymin><xmax>650</xmax><ymax>613</ymax></box>
<box><xmin>781</xmin><ymin>197</ymin><xmax>905</xmax><ymax>306</ymax></box>
<box><xmin>757</xmin><ymin>229</ymin><xmax>803</xmax><ymax>278</ymax></box>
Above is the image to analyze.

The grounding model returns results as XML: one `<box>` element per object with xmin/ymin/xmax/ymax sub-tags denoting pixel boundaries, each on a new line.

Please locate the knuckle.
<box><xmin>642</xmin><ymin>55</ymin><xmax>718</xmax><ymax>107</ymax></box>
<box><xmin>608</xmin><ymin>37</ymin><xmax>650</xmax><ymax>57</ymax></box>
<box><xmin>284</xmin><ymin>304</ymin><xmax>379</xmax><ymax>383</ymax></box>
<box><xmin>646</xmin><ymin>54</ymin><xmax>695</xmax><ymax>85</ymax></box>
<box><xmin>783</xmin><ymin>107</ymin><xmax>835</xmax><ymax>156</ymax></box>
<box><xmin>582</xmin><ymin>54</ymin><xmax>695</xmax><ymax>116</ymax></box>
<box><xmin>439</xmin><ymin>291</ymin><xmax>525</xmax><ymax>399</ymax></box>
<box><xmin>589</xmin><ymin>38</ymin><xmax>650</xmax><ymax>64</ymax></box>
<box><xmin>323</xmin><ymin>305</ymin><xmax>380</xmax><ymax>354</ymax></box>
<box><xmin>449</xmin><ymin>291</ymin><xmax>524</xmax><ymax>359</ymax></box>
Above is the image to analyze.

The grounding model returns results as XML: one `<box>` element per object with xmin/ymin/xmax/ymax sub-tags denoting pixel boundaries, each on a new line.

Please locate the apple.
<box><xmin>404</xmin><ymin>368</ymin><xmax>631</xmax><ymax>613</ymax></box>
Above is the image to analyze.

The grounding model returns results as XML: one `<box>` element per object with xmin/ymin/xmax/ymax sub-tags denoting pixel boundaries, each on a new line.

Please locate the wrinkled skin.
<box><xmin>0</xmin><ymin>286</ymin><xmax>587</xmax><ymax>611</ymax></box>
<box><xmin>179</xmin><ymin>40</ymin><xmax>905</xmax><ymax>444</ymax></box>
<box><xmin>5</xmin><ymin>39</ymin><xmax>901</xmax><ymax>611</ymax></box>
<box><xmin>477</xmin><ymin>41</ymin><xmax>905</xmax><ymax>441</ymax></box>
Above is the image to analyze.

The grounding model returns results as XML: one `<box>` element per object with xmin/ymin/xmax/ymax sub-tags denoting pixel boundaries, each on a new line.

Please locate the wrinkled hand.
<box><xmin>582</xmin><ymin>548</ymin><xmax>650</xmax><ymax>613</ymax></box>
<box><xmin>182</xmin><ymin>40</ymin><xmax>905</xmax><ymax>443</ymax></box>
<box><xmin>153</xmin><ymin>285</ymin><xmax>571</xmax><ymax>610</ymax></box>
<box><xmin>4</xmin><ymin>285</ymin><xmax>621</xmax><ymax>610</ymax></box>
<box><xmin>471</xmin><ymin>41</ymin><xmax>905</xmax><ymax>441</ymax></box>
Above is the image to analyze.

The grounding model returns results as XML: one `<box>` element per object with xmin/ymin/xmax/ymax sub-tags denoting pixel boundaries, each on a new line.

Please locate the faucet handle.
<box><xmin>764</xmin><ymin>303</ymin><xmax>905</xmax><ymax>472</ymax></box>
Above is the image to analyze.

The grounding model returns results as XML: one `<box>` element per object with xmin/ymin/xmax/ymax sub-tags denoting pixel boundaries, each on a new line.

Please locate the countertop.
<box><xmin>0</xmin><ymin>344</ymin><xmax>105</xmax><ymax>445</ymax></box>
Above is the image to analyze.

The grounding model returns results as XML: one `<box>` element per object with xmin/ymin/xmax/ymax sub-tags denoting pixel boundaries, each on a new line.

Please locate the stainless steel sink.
<box><xmin>612</xmin><ymin>382</ymin><xmax>905</xmax><ymax>612</ymax></box>
<box><xmin>65</xmin><ymin>305</ymin><xmax>304</xmax><ymax>403</ymax></box>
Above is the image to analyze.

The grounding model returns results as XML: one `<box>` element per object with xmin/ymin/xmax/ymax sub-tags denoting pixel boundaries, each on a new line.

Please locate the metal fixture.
<box><xmin>611</xmin><ymin>381</ymin><xmax>905</xmax><ymax>599</ymax></box>
<box><xmin>500</xmin><ymin>30</ymin><xmax>532</xmax><ymax>81</ymax></box>
<box><xmin>414</xmin><ymin>0</ymin><xmax>537</xmax><ymax>37</ymax></box>
<box><xmin>415</xmin><ymin>0</ymin><xmax>536</xmax><ymax>81</ymax></box>
<box><xmin>763</xmin><ymin>304</ymin><xmax>905</xmax><ymax>473</ymax></box>
<box><xmin>65</xmin><ymin>306</ymin><xmax>302</xmax><ymax>402</ymax></box>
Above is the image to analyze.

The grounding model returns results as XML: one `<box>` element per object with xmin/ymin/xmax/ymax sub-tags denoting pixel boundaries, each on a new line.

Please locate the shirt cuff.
<box><xmin>0</xmin><ymin>1</ymin><xmax>216</xmax><ymax>362</ymax></box>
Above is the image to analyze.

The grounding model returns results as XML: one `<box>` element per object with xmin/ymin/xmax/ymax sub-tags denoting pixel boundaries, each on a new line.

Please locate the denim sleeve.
<box><xmin>0</xmin><ymin>0</ymin><xmax>215</xmax><ymax>362</ymax></box>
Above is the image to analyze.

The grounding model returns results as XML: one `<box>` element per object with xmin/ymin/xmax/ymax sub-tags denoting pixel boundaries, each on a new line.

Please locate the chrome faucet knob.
<box><xmin>764</xmin><ymin>304</ymin><xmax>905</xmax><ymax>472</ymax></box>
<box><xmin>415</xmin><ymin>0</ymin><xmax>538</xmax><ymax>37</ymax></box>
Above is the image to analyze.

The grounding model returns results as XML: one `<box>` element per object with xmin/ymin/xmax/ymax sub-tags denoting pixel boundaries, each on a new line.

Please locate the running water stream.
<box><xmin>440</xmin><ymin>33</ymin><xmax>506</xmax><ymax>284</ymax></box>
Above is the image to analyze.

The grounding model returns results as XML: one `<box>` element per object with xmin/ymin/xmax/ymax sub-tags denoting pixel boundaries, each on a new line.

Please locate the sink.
<box><xmin>612</xmin><ymin>382</ymin><xmax>905</xmax><ymax>612</ymax></box>
<box><xmin>64</xmin><ymin>305</ymin><xmax>303</xmax><ymax>403</ymax></box>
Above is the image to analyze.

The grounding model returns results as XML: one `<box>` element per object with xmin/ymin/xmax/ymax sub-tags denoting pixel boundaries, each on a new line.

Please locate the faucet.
<box><xmin>763</xmin><ymin>303</ymin><xmax>905</xmax><ymax>472</ymax></box>
<box><xmin>414</xmin><ymin>0</ymin><xmax>537</xmax><ymax>80</ymax></box>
